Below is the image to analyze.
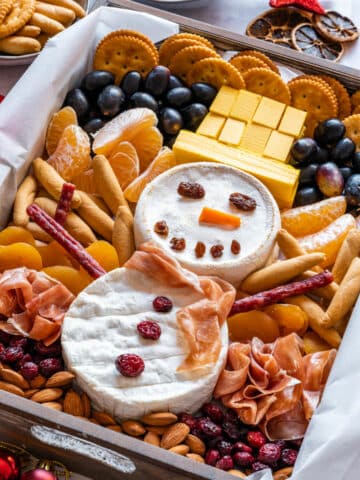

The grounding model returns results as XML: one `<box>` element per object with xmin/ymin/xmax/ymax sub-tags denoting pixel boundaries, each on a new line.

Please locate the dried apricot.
<box><xmin>0</xmin><ymin>226</ymin><xmax>35</xmax><ymax>246</ymax></box>
<box><xmin>42</xmin><ymin>266</ymin><xmax>91</xmax><ymax>295</ymax></box>
<box><xmin>303</xmin><ymin>331</ymin><xmax>331</xmax><ymax>354</ymax></box>
<box><xmin>85</xmin><ymin>241</ymin><xmax>119</xmax><ymax>272</ymax></box>
<box><xmin>45</xmin><ymin>106</ymin><xmax>78</xmax><ymax>156</ymax></box>
<box><xmin>37</xmin><ymin>241</ymin><xmax>74</xmax><ymax>268</ymax></box>
<box><xmin>0</xmin><ymin>243</ymin><xmax>42</xmax><ymax>272</ymax></box>
<box><xmin>264</xmin><ymin>303</ymin><xmax>308</xmax><ymax>336</ymax></box>
<box><xmin>130</xmin><ymin>126</ymin><xmax>163</xmax><ymax>171</ymax></box>
<box><xmin>108</xmin><ymin>141</ymin><xmax>140</xmax><ymax>190</ymax></box>
<box><xmin>227</xmin><ymin>310</ymin><xmax>280</xmax><ymax>343</ymax></box>
<box><xmin>281</xmin><ymin>196</ymin><xmax>346</xmax><ymax>237</ymax></box>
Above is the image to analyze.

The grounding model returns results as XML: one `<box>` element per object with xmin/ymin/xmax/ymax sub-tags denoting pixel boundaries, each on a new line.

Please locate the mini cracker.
<box><xmin>0</xmin><ymin>35</ymin><xmax>41</xmax><ymax>54</ymax></box>
<box><xmin>289</xmin><ymin>78</ymin><xmax>338</xmax><ymax>137</ymax></box>
<box><xmin>0</xmin><ymin>0</ymin><xmax>14</xmax><ymax>24</ymax></box>
<box><xmin>94</xmin><ymin>35</ymin><xmax>158</xmax><ymax>84</ymax></box>
<box><xmin>169</xmin><ymin>45</ymin><xmax>218</xmax><ymax>82</ymax></box>
<box><xmin>319</xmin><ymin>75</ymin><xmax>351</xmax><ymax>119</ymax></box>
<box><xmin>29</xmin><ymin>12</ymin><xmax>65</xmax><ymax>35</ymax></box>
<box><xmin>243</xmin><ymin>68</ymin><xmax>291</xmax><ymax>104</ymax></box>
<box><xmin>15</xmin><ymin>25</ymin><xmax>41</xmax><ymax>37</ymax></box>
<box><xmin>343</xmin><ymin>114</ymin><xmax>360</xmax><ymax>151</ymax></box>
<box><xmin>229</xmin><ymin>55</ymin><xmax>270</xmax><ymax>74</ymax></box>
<box><xmin>351</xmin><ymin>90</ymin><xmax>360</xmax><ymax>109</ymax></box>
<box><xmin>187</xmin><ymin>57</ymin><xmax>245</xmax><ymax>90</ymax></box>
<box><xmin>231</xmin><ymin>50</ymin><xmax>279</xmax><ymax>73</ymax></box>
<box><xmin>159</xmin><ymin>37</ymin><xmax>209</xmax><ymax>67</ymax></box>
<box><xmin>0</xmin><ymin>0</ymin><xmax>36</xmax><ymax>39</ymax></box>
<box><xmin>97</xmin><ymin>29</ymin><xmax>158</xmax><ymax>63</ymax></box>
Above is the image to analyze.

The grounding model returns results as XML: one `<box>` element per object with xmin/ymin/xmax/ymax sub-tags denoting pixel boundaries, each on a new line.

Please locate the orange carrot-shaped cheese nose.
<box><xmin>199</xmin><ymin>207</ymin><xmax>241</xmax><ymax>230</ymax></box>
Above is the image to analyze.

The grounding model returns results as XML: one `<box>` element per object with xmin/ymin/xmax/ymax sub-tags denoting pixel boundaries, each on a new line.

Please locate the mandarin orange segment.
<box><xmin>45</xmin><ymin>106</ymin><xmax>78</xmax><ymax>156</ymax></box>
<box><xmin>92</xmin><ymin>108</ymin><xmax>158</xmax><ymax>157</ymax></box>
<box><xmin>42</xmin><ymin>266</ymin><xmax>91</xmax><ymax>295</ymax></box>
<box><xmin>298</xmin><ymin>214</ymin><xmax>356</xmax><ymax>267</ymax></box>
<box><xmin>37</xmin><ymin>241</ymin><xmax>74</xmax><ymax>268</ymax></box>
<box><xmin>227</xmin><ymin>310</ymin><xmax>280</xmax><ymax>343</ymax></box>
<box><xmin>303</xmin><ymin>331</ymin><xmax>331</xmax><ymax>354</ymax></box>
<box><xmin>0</xmin><ymin>226</ymin><xmax>35</xmax><ymax>246</ymax></box>
<box><xmin>72</xmin><ymin>168</ymin><xmax>97</xmax><ymax>194</ymax></box>
<box><xmin>85</xmin><ymin>241</ymin><xmax>119</xmax><ymax>272</ymax></box>
<box><xmin>108</xmin><ymin>141</ymin><xmax>140</xmax><ymax>190</ymax></box>
<box><xmin>0</xmin><ymin>243</ymin><xmax>42</xmax><ymax>272</ymax></box>
<box><xmin>264</xmin><ymin>304</ymin><xmax>308</xmax><ymax>336</ymax></box>
<box><xmin>281</xmin><ymin>196</ymin><xmax>347</xmax><ymax>237</ymax></box>
<box><xmin>47</xmin><ymin>124</ymin><xmax>91</xmax><ymax>181</ymax></box>
<box><xmin>124</xmin><ymin>147</ymin><xmax>176</xmax><ymax>203</ymax></box>
<box><xmin>130</xmin><ymin>126</ymin><xmax>163</xmax><ymax>171</ymax></box>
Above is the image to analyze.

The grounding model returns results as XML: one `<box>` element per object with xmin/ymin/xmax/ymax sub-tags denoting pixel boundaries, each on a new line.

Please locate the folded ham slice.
<box><xmin>215</xmin><ymin>333</ymin><xmax>336</xmax><ymax>440</ymax></box>
<box><xmin>0</xmin><ymin>267</ymin><xmax>74</xmax><ymax>345</ymax></box>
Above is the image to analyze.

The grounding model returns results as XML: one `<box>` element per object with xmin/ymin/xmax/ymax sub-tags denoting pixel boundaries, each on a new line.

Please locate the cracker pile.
<box><xmin>0</xmin><ymin>0</ymin><xmax>85</xmax><ymax>55</ymax></box>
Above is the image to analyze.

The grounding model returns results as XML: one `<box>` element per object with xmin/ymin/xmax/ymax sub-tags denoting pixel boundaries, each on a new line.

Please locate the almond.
<box><xmin>273</xmin><ymin>467</ymin><xmax>293</xmax><ymax>480</ymax></box>
<box><xmin>81</xmin><ymin>392</ymin><xmax>91</xmax><ymax>418</ymax></box>
<box><xmin>169</xmin><ymin>444</ymin><xmax>189</xmax><ymax>455</ymax></box>
<box><xmin>146</xmin><ymin>425</ymin><xmax>167</xmax><ymax>435</ymax></box>
<box><xmin>0</xmin><ymin>380</ymin><xmax>24</xmax><ymax>397</ymax></box>
<box><xmin>160</xmin><ymin>423</ymin><xmax>190</xmax><ymax>449</ymax></box>
<box><xmin>121</xmin><ymin>420</ymin><xmax>146</xmax><ymax>437</ymax></box>
<box><xmin>43</xmin><ymin>401</ymin><xmax>63</xmax><ymax>411</ymax></box>
<box><xmin>24</xmin><ymin>388</ymin><xmax>40</xmax><ymax>399</ymax></box>
<box><xmin>1</xmin><ymin>368</ymin><xmax>30</xmax><ymax>390</ymax></box>
<box><xmin>141</xmin><ymin>412</ymin><xmax>178</xmax><ymax>426</ymax></box>
<box><xmin>185</xmin><ymin>434</ymin><xmax>206</xmax><ymax>455</ymax></box>
<box><xmin>30</xmin><ymin>374</ymin><xmax>46</xmax><ymax>389</ymax></box>
<box><xmin>186</xmin><ymin>453</ymin><xmax>205</xmax><ymax>463</ymax></box>
<box><xmin>45</xmin><ymin>371</ymin><xmax>75</xmax><ymax>388</ymax></box>
<box><xmin>107</xmin><ymin>425</ymin><xmax>122</xmax><ymax>433</ymax></box>
<box><xmin>31</xmin><ymin>388</ymin><xmax>63</xmax><ymax>403</ymax></box>
<box><xmin>63</xmin><ymin>390</ymin><xmax>84</xmax><ymax>416</ymax></box>
<box><xmin>144</xmin><ymin>431</ymin><xmax>160</xmax><ymax>447</ymax></box>
<box><xmin>92</xmin><ymin>411</ymin><xmax>116</xmax><ymax>426</ymax></box>
<box><xmin>228</xmin><ymin>470</ymin><xmax>247</xmax><ymax>478</ymax></box>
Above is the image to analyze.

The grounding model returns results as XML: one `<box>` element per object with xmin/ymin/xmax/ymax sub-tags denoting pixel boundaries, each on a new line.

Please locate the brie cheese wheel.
<box><xmin>61</xmin><ymin>267</ymin><xmax>228</xmax><ymax>420</ymax></box>
<box><xmin>134</xmin><ymin>162</ymin><xmax>280</xmax><ymax>287</ymax></box>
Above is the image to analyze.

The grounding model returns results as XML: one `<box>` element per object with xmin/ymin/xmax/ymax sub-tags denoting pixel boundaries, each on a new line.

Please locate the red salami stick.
<box><xmin>27</xmin><ymin>204</ymin><xmax>106</xmax><ymax>279</ymax></box>
<box><xmin>230</xmin><ymin>270</ymin><xmax>333</xmax><ymax>315</ymax></box>
<box><xmin>55</xmin><ymin>183</ymin><xmax>75</xmax><ymax>226</ymax></box>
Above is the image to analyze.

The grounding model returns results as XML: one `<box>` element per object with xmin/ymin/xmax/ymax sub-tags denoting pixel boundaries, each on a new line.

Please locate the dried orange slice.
<box><xmin>314</xmin><ymin>11</ymin><xmax>359</xmax><ymax>43</ymax></box>
<box><xmin>108</xmin><ymin>141</ymin><xmax>140</xmax><ymax>190</ymax></box>
<box><xmin>72</xmin><ymin>168</ymin><xmax>96</xmax><ymax>194</ymax></box>
<box><xmin>130</xmin><ymin>126</ymin><xmax>163</xmax><ymax>172</ymax></box>
<box><xmin>292</xmin><ymin>23</ymin><xmax>344</xmax><ymax>62</ymax></box>
<box><xmin>45</xmin><ymin>106</ymin><xmax>78</xmax><ymax>156</ymax></box>
<box><xmin>92</xmin><ymin>108</ymin><xmax>158</xmax><ymax>157</ymax></box>
<box><xmin>124</xmin><ymin>147</ymin><xmax>176</xmax><ymax>203</ymax></box>
<box><xmin>281</xmin><ymin>196</ymin><xmax>347</xmax><ymax>237</ymax></box>
<box><xmin>47</xmin><ymin>124</ymin><xmax>91</xmax><ymax>181</ymax></box>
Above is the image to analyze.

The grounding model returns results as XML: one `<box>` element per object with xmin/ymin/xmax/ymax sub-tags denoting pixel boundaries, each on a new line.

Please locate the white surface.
<box><xmin>134</xmin><ymin>162</ymin><xmax>280</xmax><ymax>287</ymax></box>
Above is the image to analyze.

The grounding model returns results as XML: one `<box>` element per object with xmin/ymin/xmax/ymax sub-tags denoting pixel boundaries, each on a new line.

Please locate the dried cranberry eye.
<box><xmin>137</xmin><ymin>320</ymin><xmax>161</xmax><ymax>340</ymax></box>
<box><xmin>153</xmin><ymin>296</ymin><xmax>173</xmax><ymax>312</ymax></box>
<box><xmin>116</xmin><ymin>353</ymin><xmax>144</xmax><ymax>377</ymax></box>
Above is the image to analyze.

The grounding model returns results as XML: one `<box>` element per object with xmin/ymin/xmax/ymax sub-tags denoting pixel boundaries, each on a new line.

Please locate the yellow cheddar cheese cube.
<box><xmin>218</xmin><ymin>118</ymin><xmax>245</xmax><ymax>146</ymax></box>
<box><xmin>230</xmin><ymin>89</ymin><xmax>261</xmax><ymax>122</ymax></box>
<box><xmin>210</xmin><ymin>85</ymin><xmax>238</xmax><ymax>117</ymax></box>
<box><xmin>239</xmin><ymin>123</ymin><xmax>272</xmax><ymax>155</ymax></box>
<box><xmin>278</xmin><ymin>106</ymin><xmax>307</xmax><ymax>137</ymax></box>
<box><xmin>197</xmin><ymin>113</ymin><xmax>226</xmax><ymax>138</ymax></box>
<box><xmin>263</xmin><ymin>131</ymin><xmax>294</xmax><ymax>163</ymax></box>
<box><xmin>252</xmin><ymin>97</ymin><xmax>286</xmax><ymax>129</ymax></box>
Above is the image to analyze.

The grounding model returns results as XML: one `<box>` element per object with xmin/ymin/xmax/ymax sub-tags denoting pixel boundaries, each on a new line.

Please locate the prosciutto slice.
<box><xmin>125</xmin><ymin>242</ymin><xmax>236</xmax><ymax>372</ymax></box>
<box><xmin>215</xmin><ymin>333</ymin><xmax>336</xmax><ymax>440</ymax></box>
<box><xmin>0</xmin><ymin>267</ymin><xmax>74</xmax><ymax>345</ymax></box>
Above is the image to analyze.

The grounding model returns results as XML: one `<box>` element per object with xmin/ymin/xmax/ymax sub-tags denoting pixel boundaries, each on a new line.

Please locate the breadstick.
<box><xmin>41</xmin><ymin>0</ymin><xmax>85</xmax><ymax>17</ymax></box>
<box><xmin>29</xmin><ymin>12</ymin><xmax>64</xmax><ymax>35</ymax></box>
<box><xmin>332</xmin><ymin>228</ymin><xmax>360</xmax><ymax>283</ymax></box>
<box><xmin>0</xmin><ymin>36</ymin><xmax>41</xmax><ymax>54</ymax></box>
<box><xmin>277</xmin><ymin>228</ymin><xmax>322</xmax><ymax>272</ymax></box>
<box><xmin>93</xmin><ymin>155</ymin><xmax>128</xmax><ymax>215</ymax></box>
<box><xmin>32</xmin><ymin>158</ymin><xmax>81</xmax><ymax>208</ymax></box>
<box><xmin>88</xmin><ymin>194</ymin><xmax>112</xmax><ymax>215</ymax></box>
<box><xmin>35</xmin><ymin>1</ymin><xmax>75</xmax><ymax>25</ymax></box>
<box><xmin>13</xmin><ymin>175</ymin><xmax>38</xmax><ymax>226</ymax></box>
<box><xmin>34</xmin><ymin>197</ymin><xmax>96</xmax><ymax>245</ymax></box>
<box><xmin>26</xmin><ymin>221</ymin><xmax>52</xmax><ymax>243</ymax></box>
<box><xmin>113</xmin><ymin>206</ymin><xmax>135</xmax><ymax>266</ymax></box>
<box><xmin>287</xmin><ymin>295</ymin><xmax>341</xmax><ymax>348</ymax></box>
<box><xmin>323</xmin><ymin>257</ymin><xmax>360</xmax><ymax>328</ymax></box>
<box><xmin>297</xmin><ymin>270</ymin><xmax>338</xmax><ymax>301</ymax></box>
<box><xmin>37</xmin><ymin>32</ymin><xmax>51</xmax><ymax>47</ymax></box>
<box><xmin>241</xmin><ymin>252</ymin><xmax>325</xmax><ymax>294</ymax></box>
<box><xmin>76</xmin><ymin>191</ymin><xmax>114</xmax><ymax>242</ymax></box>
<box><xmin>16</xmin><ymin>25</ymin><xmax>41</xmax><ymax>37</ymax></box>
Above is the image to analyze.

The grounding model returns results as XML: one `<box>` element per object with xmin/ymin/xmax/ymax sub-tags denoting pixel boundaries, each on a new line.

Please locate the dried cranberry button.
<box><xmin>137</xmin><ymin>320</ymin><xmax>161</xmax><ymax>340</ymax></box>
<box><xmin>247</xmin><ymin>431</ymin><xmax>267</xmax><ymax>449</ymax></box>
<box><xmin>116</xmin><ymin>353</ymin><xmax>145</xmax><ymax>377</ymax></box>
<box><xmin>20</xmin><ymin>362</ymin><xmax>39</xmax><ymax>380</ymax></box>
<box><xmin>178</xmin><ymin>412</ymin><xmax>197</xmax><ymax>431</ymax></box>
<box><xmin>215</xmin><ymin>455</ymin><xmax>234</xmax><ymax>471</ymax></box>
<box><xmin>152</xmin><ymin>296</ymin><xmax>173</xmax><ymax>312</ymax></box>
<box><xmin>233</xmin><ymin>451</ymin><xmax>255</xmax><ymax>467</ymax></box>
<box><xmin>281</xmin><ymin>448</ymin><xmax>298</xmax><ymax>466</ymax></box>
<box><xmin>205</xmin><ymin>449</ymin><xmax>221</xmax><ymax>466</ymax></box>
<box><xmin>257</xmin><ymin>443</ymin><xmax>281</xmax><ymax>465</ymax></box>
<box><xmin>3</xmin><ymin>346</ymin><xmax>24</xmax><ymax>364</ymax></box>
<box><xmin>252</xmin><ymin>461</ymin><xmax>269</xmax><ymax>472</ymax></box>
<box><xmin>39</xmin><ymin>358</ymin><xmax>62</xmax><ymax>378</ymax></box>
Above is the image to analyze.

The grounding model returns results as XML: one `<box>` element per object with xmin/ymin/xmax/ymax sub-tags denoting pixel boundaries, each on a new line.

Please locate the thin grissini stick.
<box><xmin>93</xmin><ymin>155</ymin><xmax>129</xmax><ymax>215</ymax></box>
<box><xmin>32</xmin><ymin>158</ymin><xmax>81</xmax><ymax>208</ymax></box>
<box><xmin>230</xmin><ymin>270</ymin><xmax>333</xmax><ymax>315</ymax></box>
<box><xmin>332</xmin><ymin>228</ymin><xmax>360</xmax><ymax>284</ymax></box>
<box><xmin>54</xmin><ymin>183</ymin><xmax>75</xmax><ymax>226</ymax></box>
<box><xmin>13</xmin><ymin>175</ymin><xmax>38</xmax><ymax>227</ymax></box>
<box><xmin>88</xmin><ymin>194</ymin><xmax>112</xmax><ymax>215</ymax></box>
<box><xmin>277</xmin><ymin>228</ymin><xmax>322</xmax><ymax>273</ymax></box>
<box><xmin>286</xmin><ymin>295</ymin><xmax>341</xmax><ymax>348</ymax></box>
<box><xmin>35</xmin><ymin>1</ymin><xmax>76</xmax><ymax>26</ymax></box>
<box><xmin>241</xmin><ymin>252</ymin><xmax>325</xmax><ymax>294</ymax></box>
<box><xmin>29</xmin><ymin>12</ymin><xmax>65</xmax><ymax>35</ymax></box>
<box><xmin>16</xmin><ymin>25</ymin><xmax>41</xmax><ymax>37</ymax></box>
<box><xmin>297</xmin><ymin>270</ymin><xmax>338</xmax><ymax>301</ymax></box>
<box><xmin>26</xmin><ymin>221</ymin><xmax>52</xmax><ymax>243</ymax></box>
<box><xmin>76</xmin><ymin>191</ymin><xmax>114</xmax><ymax>242</ymax></box>
<box><xmin>113</xmin><ymin>206</ymin><xmax>135</xmax><ymax>266</ymax></box>
<box><xmin>27</xmin><ymin>204</ymin><xmax>106</xmax><ymax>279</ymax></box>
<box><xmin>323</xmin><ymin>257</ymin><xmax>360</xmax><ymax>328</ymax></box>
<box><xmin>40</xmin><ymin>0</ymin><xmax>86</xmax><ymax>17</ymax></box>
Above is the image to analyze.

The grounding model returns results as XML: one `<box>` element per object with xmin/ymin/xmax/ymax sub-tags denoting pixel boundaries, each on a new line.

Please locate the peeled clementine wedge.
<box><xmin>92</xmin><ymin>108</ymin><xmax>158</xmax><ymax>157</ymax></box>
<box><xmin>48</xmin><ymin>124</ymin><xmax>91</xmax><ymax>181</ymax></box>
<box><xmin>124</xmin><ymin>147</ymin><xmax>176</xmax><ymax>203</ymax></box>
<box><xmin>72</xmin><ymin>168</ymin><xmax>96</xmax><ymax>194</ymax></box>
<box><xmin>45</xmin><ymin>106</ymin><xmax>78</xmax><ymax>156</ymax></box>
<box><xmin>108</xmin><ymin>141</ymin><xmax>140</xmax><ymax>190</ymax></box>
<box><xmin>130</xmin><ymin>126</ymin><xmax>163</xmax><ymax>171</ymax></box>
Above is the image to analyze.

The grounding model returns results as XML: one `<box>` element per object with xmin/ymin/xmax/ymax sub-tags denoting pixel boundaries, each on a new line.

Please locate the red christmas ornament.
<box><xmin>269</xmin><ymin>0</ymin><xmax>325</xmax><ymax>14</ymax></box>
<box><xmin>0</xmin><ymin>95</ymin><xmax>4</xmax><ymax>103</ymax></box>
<box><xmin>20</xmin><ymin>470</ymin><xmax>56</xmax><ymax>480</ymax></box>
<box><xmin>0</xmin><ymin>447</ymin><xmax>21</xmax><ymax>480</ymax></box>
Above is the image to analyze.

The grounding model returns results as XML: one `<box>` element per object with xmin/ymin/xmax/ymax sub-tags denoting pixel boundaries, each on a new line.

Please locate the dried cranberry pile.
<box><xmin>179</xmin><ymin>403</ymin><xmax>300</xmax><ymax>474</ymax></box>
<box><xmin>0</xmin><ymin>331</ymin><xmax>63</xmax><ymax>380</ymax></box>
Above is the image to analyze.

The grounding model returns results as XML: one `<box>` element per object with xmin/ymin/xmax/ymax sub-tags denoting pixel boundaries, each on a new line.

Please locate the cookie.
<box><xmin>169</xmin><ymin>45</ymin><xmax>218</xmax><ymax>82</ymax></box>
<box><xmin>29</xmin><ymin>12</ymin><xmax>65</xmax><ymax>35</ymax></box>
<box><xmin>231</xmin><ymin>49</ymin><xmax>279</xmax><ymax>73</ymax></box>
<box><xmin>289</xmin><ymin>78</ymin><xmax>338</xmax><ymax>136</ymax></box>
<box><xmin>35</xmin><ymin>1</ymin><xmax>76</xmax><ymax>27</ymax></box>
<box><xmin>0</xmin><ymin>0</ymin><xmax>14</xmax><ymax>24</ymax></box>
<box><xmin>243</xmin><ymin>68</ymin><xmax>291</xmax><ymax>104</ymax></box>
<box><xmin>0</xmin><ymin>0</ymin><xmax>36</xmax><ymax>39</ymax></box>
<box><xmin>99</xmin><ymin>29</ymin><xmax>158</xmax><ymax>63</ymax></box>
<box><xmin>159</xmin><ymin>37</ymin><xmax>208</xmax><ymax>67</ymax></box>
<box><xmin>229</xmin><ymin>54</ymin><xmax>270</xmax><ymax>74</ymax></box>
<box><xmin>187</xmin><ymin>57</ymin><xmax>245</xmax><ymax>90</ymax></box>
<box><xmin>0</xmin><ymin>35</ymin><xmax>41</xmax><ymax>54</ymax></box>
<box><xmin>319</xmin><ymin>75</ymin><xmax>351</xmax><ymax>119</ymax></box>
<box><xmin>94</xmin><ymin>35</ymin><xmax>158</xmax><ymax>84</ymax></box>
<box><xmin>16</xmin><ymin>24</ymin><xmax>41</xmax><ymax>37</ymax></box>
<box><xmin>343</xmin><ymin>115</ymin><xmax>360</xmax><ymax>151</ymax></box>
<box><xmin>292</xmin><ymin>23</ymin><xmax>344</xmax><ymax>62</ymax></box>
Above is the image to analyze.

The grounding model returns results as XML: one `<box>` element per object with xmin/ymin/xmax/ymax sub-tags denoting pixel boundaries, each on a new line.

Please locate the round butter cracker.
<box><xmin>229</xmin><ymin>54</ymin><xmax>270</xmax><ymax>74</ymax></box>
<box><xmin>343</xmin><ymin>114</ymin><xmax>360</xmax><ymax>152</ymax></box>
<box><xmin>232</xmin><ymin>49</ymin><xmax>279</xmax><ymax>74</ymax></box>
<box><xmin>159</xmin><ymin>37</ymin><xmax>206</xmax><ymax>67</ymax></box>
<box><xmin>187</xmin><ymin>57</ymin><xmax>245</xmax><ymax>90</ymax></box>
<box><xmin>169</xmin><ymin>45</ymin><xmax>218</xmax><ymax>82</ymax></box>
<box><xmin>0</xmin><ymin>0</ymin><xmax>35</xmax><ymax>39</ymax></box>
<box><xmin>99</xmin><ymin>29</ymin><xmax>158</xmax><ymax>63</ymax></box>
<box><xmin>319</xmin><ymin>75</ymin><xmax>351</xmax><ymax>119</ymax></box>
<box><xmin>0</xmin><ymin>0</ymin><xmax>14</xmax><ymax>24</ymax></box>
<box><xmin>243</xmin><ymin>67</ymin><xmax>291</xmax><ymax>104</ymax></box>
